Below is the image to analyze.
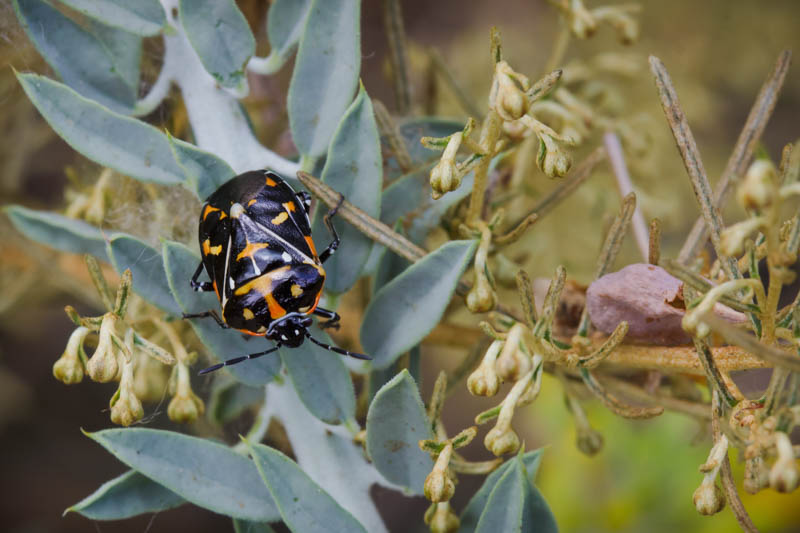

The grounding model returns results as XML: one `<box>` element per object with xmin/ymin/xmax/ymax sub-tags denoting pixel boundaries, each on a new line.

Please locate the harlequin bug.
<box><xmin>184</xmin><ymin>169</ymin><xmax>370</xmax><ymax>374</ymax></box>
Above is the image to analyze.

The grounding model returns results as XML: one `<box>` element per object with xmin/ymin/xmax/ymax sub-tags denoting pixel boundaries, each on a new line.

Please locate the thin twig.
<box><xmin>373</xmin><ymin>99</ymin><xmax>414</xmax><ymax>172</ymax></box>
<box><xmin>649</xmin><ymin>218</ymin><xmax>662</xmax><ymax>265</ymax></box>
<box><xmin>712</xmin><ymin>390</ymin><xmax>761</xmax><ymax>533</ymax></box>
<box><xmin>600</xmin><ymin>342</ymin><xmax>770</xmax><ymax>374</ymax></box>
<box><xmin>604</xmin><ymin>131</ymin><xmax>648</xmax><ymax>261</ymax></box>
<box><xmin>702</xmin><ymin>313</ymin><xmax>800</xmax><ymax>373</ymax></box>
<box><xmin>649</xmin><ymin>55</ymin><xmax>738</xmax><ymax>280</ymax></box>
<box><xmin>679</xmin><ymin>50</ymin><xmax>792</xmax><ymax>264</ymax></box>
<box><xmin>580</xmin><ymin>367</ymin><xmax>664</xmax><ymax>419</ymax></box>
<box><xmin>383</xmin><ymin>0</ymin><xmax>412</xmax><ymax>114</ymax></box>
<box><xmin>603</xmin><ymin>376</ymin><xmax>711</xmax><ymax>420</ymax></box>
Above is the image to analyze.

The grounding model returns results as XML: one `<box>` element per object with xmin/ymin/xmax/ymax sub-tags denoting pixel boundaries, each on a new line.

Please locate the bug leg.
<box><xmin>305</xmin><ymin>333</ymin><xmax>371</xmax><ymax>360</ymax></box>
<box><xmin>189</xmin><ymin>261</ymin><xmax>214</xmax><ymax>292</ymax></box>
<box><xmin>182</xmin><ymin>310</ymin><xmax>229</xmax><ymax>329</ymax></box>
<box><xmin>313</xmin><ymin>307</ymin><xmax>341</xmax><ymax>330</ymax></box>
<box><xmin>198</xmin><ymin>344</ymin><xmax>281</xmax><ymax>375</ymax></box>
<box><xmin>318</xmin><ymin>193</ymin><xmax>345</xmax><ymax>264</ymax></box>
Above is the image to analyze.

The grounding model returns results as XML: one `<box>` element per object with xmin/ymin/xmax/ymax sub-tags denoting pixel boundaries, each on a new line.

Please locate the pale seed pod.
<box><xmin>53</xmin><ymin>327</ymin><xmax>89</xmax><ymax>385</ymax></box>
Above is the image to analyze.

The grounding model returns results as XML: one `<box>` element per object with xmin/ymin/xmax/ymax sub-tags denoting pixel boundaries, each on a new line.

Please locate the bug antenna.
<box><xmin>198</xmin><ymin>344</ymin><xmax>282</xmax><ymax>375</ymax></box>
<box><xmin>305</xmin><ymin>333</ymin><xmax>372</xmax><ymax>360</ymax></box>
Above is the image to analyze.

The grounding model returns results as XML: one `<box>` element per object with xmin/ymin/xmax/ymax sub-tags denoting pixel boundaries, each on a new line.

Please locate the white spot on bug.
<box><xmin>293</xmin><ymin>329</ymin><xmax>299</xmax><ymax>336</ymax></box>
<box><xmin>281</xmin><ymin>251</ymin><xmax>292</xmax><ymax>263</ymax></box>
<box><xmin>230</xmin><ymin>203</ymin><xmax>245</xmax><ymax>218</ymax></box>
<box><xmin>229</xmin><ymin>277</ymin><xmax>235</xmax><ymax>290</ymax></box>
<box><xmin>281</xmin><ymin>334</ymin><xmax>288</xmax><ymax>341</ymax></box>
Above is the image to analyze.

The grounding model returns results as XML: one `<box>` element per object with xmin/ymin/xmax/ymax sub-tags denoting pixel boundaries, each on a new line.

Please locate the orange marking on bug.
<box><xmin>271</xmin><ymin>212</ymin><xmax>289</xmax><ymax>225</ymax></box>
<box><xmin>283</xmin><ymin>201</ymin><xmax>296</xmax><ymax>212</ymax></box>
<box><xmin>247</xmin><ymin>199</ymin><xmax>258</xmax><ymax>207</ymax></box>
<box><xmin>202</xmin><ymin>205</ymin><xmax>220</xmax><ymax>220</ymax></box>
<box><xmin>266</xmin><ymin>177</ymin><xmax>277</xmax><ymax>186</ymax></box>
<box><xmin>212</xmin><ymin>279</ymin><xmax>219</xmax><ymax>299</ymax></box>
<box><xmin>238</xmin><ymin>327</ymin><xmax>265</xmax><ymax>337</ymax></box>
<box><xmin>242</xmin><ymin>308</ymin><xmax>255</xmax><ymax>320</ymax></box>
<box><xmin>203</xmin><ymin>239</ymin><xmax>222</xmax><ymax>256</ymax></box>
<box><xmin>290</xmin><ymin>284</ymin><xmax>303</xmax><ymax>297</ymax></box>
<box><xmin>304</xmin><ymin>235</ymin><xmax>318</xmax><ymax>257</ymax></box>
<box><xmin>233</xmin><ymin>266</ymin><xmax>291</xmax><ymax>320</ymax></box>
<box><xmin>236</xmin><ymin>241</ymin><xmax>269</xmax><ymax>261</ymax></box>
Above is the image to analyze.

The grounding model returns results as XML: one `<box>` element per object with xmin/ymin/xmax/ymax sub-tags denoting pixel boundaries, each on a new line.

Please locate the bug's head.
<box><xmin>267</xmin><ymin>314</ymin><xmax>313</xmax><ymax>347</ymax></box>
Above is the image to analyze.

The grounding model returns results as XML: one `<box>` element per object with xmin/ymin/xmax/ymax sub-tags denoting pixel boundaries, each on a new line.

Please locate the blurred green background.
<box><xmin>1</xmin><ymin>0</ymin><xmax>799</xmax><ymax>532</ymax></box>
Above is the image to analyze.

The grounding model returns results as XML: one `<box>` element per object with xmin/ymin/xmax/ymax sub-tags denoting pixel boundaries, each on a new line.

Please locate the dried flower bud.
<box><xmin>536</xmin><ymin>133</ymin><xmax>572</xmax><ymax>178</ymax></box>
<box><xmin>466</xmin><ymin>276</ymin><xmax>496</xmax><ymax>313</ymax></box>
<box><xmin>744</xmin><ymin>455</ymin><xmax>769</xmax><ymax>494</ymax></box>
<box><xmin>484</xmin><ymin>425</ymin><xmax>521</xmax><ymax>456</ymax></box>
<box><xmin>467</xmin><ymin>341</ymin><xmax>502</xmax><ymax>396</ymax></box>
<box><xmin>133</xmin><ymin>352</ymin><xmax>170</xmax><ymax>403</ymax></box>
<box><xmin>720</xmin><ymin>218</ymin><xmax>763</xmax><ymax>257</ymax></box>
<box><xmin>738</xmin><ymin>159</ymin><xmax>777</xmax><ymax>210</ymax></box>
<box><xmin>769</xmin><ymin>433</ymin><xmax>799</xmax><ymax>493</ymax></box>
<box><xmin>53</xmin><ymin>327</ymin><xmax>89</xmax><ymax>385</ymax></box>
<box><xmin>168</xmin><ymin>363</ymin><xmax>205</xmax><ymax>423</ymax></box>
<box><xmin>692</xmin><ymin>481</ymin><xmax>725</xmax><ymax>515</ymax></box>
<box><xmin>430</xmin><ymin>134</ymin><xmax>463</xmax><ymax>199</ymax></box>
<box><xmin>110</xmin><ymin>358</ymin><xmax>143</xmax><ymax>426</ymax></box>
<box><xmin>565</xmin><ymin>0</ymin><xmax>597</xmax><ymax>38</ymax></box>
<box><xmin>424</xmin><ymin>503</ymin><xmax>459</xmax><ymax>533</ymax></box>
<box><xmin>491</xmin><ymin>61</ymin><xmax>530</xmax><ymax>121</ymax></box>
<box><xmin>593</xmin><ymin>8</ymin><xmax>639</xmax><ymax>45</ymax></box>
<box><xmin>495</xmin><ymin>324</ymin><xmax>531</xmax><ymax>382</ymax></box>
<box><xmin>577</xmin><ymin>427</ymin><xmax>604</xmax><ymax>456</ymax></box>
<box><xmin>424</xmin><ymin>443</ymin><xmax>455</xmax><ymax>502</ymax></box>
<box><xmin>87</xmin><ymin>314</ymin><xmax>120</xmax><ymax>382</ymax></box>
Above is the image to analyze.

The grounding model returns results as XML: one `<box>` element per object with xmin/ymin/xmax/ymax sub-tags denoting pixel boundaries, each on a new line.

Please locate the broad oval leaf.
<box><xmin>89</xmin><ymin>20</ymin><xmax>142</xmax><ymax>92</ymax></box>
<box><xmin>57</xmin><ymin>0</ymin><xmax>166</xmax><ymax>36</ymax></box>
<box><xmin>361</xmin><ymin>240</ymin><xmax>478</xmax><ymax>369</ymax></box>
<box><xmin>86</xmin><ymin>428</ymin><xmax>279</xmax><ymax>522</ymax></box>
<box><xmin>460</xmin><ymin>450</ymin><xmax>545</xmax><ymax>533</ymax></box>
<box><xmin>16</xmin><ymin>73</ymin><xmax>186</xmax><ymax>186</ymax></box>
<box><xmin>311</xmin><ymin>85</ymin><xmax>381</xmax><ymax>294</ymax></box>
<box><xmin>5</xmin><ymin>205</ymin><xmax>108</xmax><ymax>260</ymax></box>
<box><xmin>14</xmin><ymin>0</ymin><xmax>136</xmax><ymax>113</ymax></box>
<box><xmin>257</xmin><ymin>0</ymin><xmax>312</xmax><ymax>73</ymax></box>
<box><xmin>180</xmin><ymin>0</ymin><xmax>255</xmax><ymax>89</ymax></box>
<box><xmin>247</xmin><ymin>442</ymin><xmax>367</xmax><ymax>533</ymax></box>
<box><xmin>108</xmin><ymin>234</ymin><xmax>181</xmax><ymax>315</ymax></box>
<box><xmin>365</xmin><ymin>370</ymin><xmax>433</xmax><ymax>493</ymax></box>
<box><xmin>67</xmin><ymin>470</ymin><xmax>184</xmax><ymax>520</ymax></box>
<box><xmin>233</xmin><ymin>519</ymin><xmax>277</xmax><ymax>533</ymax></box>
<box><xmin>209</xmin><ymin>378</ymin><xmax>264</xmax><ymax>425</ymax></box>
<box><xmin>162</xmin><ymin>240</ymin><xmax>281</xmax><ymax>386</ymax></box>
<box><xmin>288</xmin><ymin>0</ymin><xmax>360</xmax><ymax>158</ymax></box>
<box><xmin>279</xmin><ymin>326</ymin><xmax>356</xmax><ymax>425</ymax></box>
<box><xmin>168</xmin><ymin>135</ymin><xmax>236</xmax><ymax>200</ymax></box>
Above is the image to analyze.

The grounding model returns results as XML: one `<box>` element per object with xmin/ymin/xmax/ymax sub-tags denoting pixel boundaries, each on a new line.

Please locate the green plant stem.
<box><xmin>467</xmin><ymin>110</ymin><xmax>502</xmax><ymax>225</ymax></box>
<box><xmin>373</xmin><ymin>99</ymin><xmax>413</xmax><ymax>172</ymax></box>
<box><xmin>649</xmin><ymin>55</ymin><xmax>738</xmax><ymax>280</ymax></box>
<box><xmin>678</xmin><ymin>50</ymin><xmax>792</xmax><ymax>264</ymax></box>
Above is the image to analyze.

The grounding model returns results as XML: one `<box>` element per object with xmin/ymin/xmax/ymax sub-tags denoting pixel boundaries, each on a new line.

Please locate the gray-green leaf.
<box><xmin>258</xmin><ymin>0</ymin><xmax>311</xmax><ymax>73</ymax></box>
<box><xmin>365</xmin><ymin>370</ymin><xmax>433</xmax><ymax>494</ymax></box>
<box><xmin>66</xmin><ymin>470</ymin><xmax>184</xmax><ymax>520</ymax></box>
<box><xmin>14</xmin><ymin>0</ymin><xmax>136</xmax><ymax>113</ymax></box>
<box><xmin>460</xmin><ymin>450</ymin><xmax>546</xmax><ymax>533</ymax></box>
<box><xmin>311</xmin><ymin>85</ymin><xmax>381</xmax><ymax>294</ymax></box>
<box><xmin>288</xmin><ymin>0</ymin><xmax>360</xmax><ymax>158</ymax></box>
<box><xmin>108</xmin><ymin>234</ymin><xmax>181</xmax><ymax>315</ymax></box>
<box><xmin>209</xmin><ymin>378</ymin><xmax>265</xmax><ymax>425</ymax></box>
<box><xmin>89</xmin><ymin>20</ymin><xmax>142</xmax><ymax>92</ymax></box>
<box><xmin>16</xmin><ymin>73</ymin><xmax>186</xmax><ymax>186</ymax></box>
<box><xmin>57</xmin><ymin>0</ymin><xmax>166</xmax><ymax>36</ymax></box>
<box><xmin>5</xmin><ymin>205</ymin><xmax>108</xmax><ymax>260</ymax></box>
<box><xmin>86</xmin><ymin>428</ymin><xmax>279</xmax><ymax>522</ymax></box>
<box><xmin>168</xmin><ymin>134</ymin><xmax>236</xmax><ymax>200</ymax></box>
<box><xmin>233</xmin><ymin>519</ymin><xmax>277</xmax><ymax>533</ymax></box>
<box><xmin>360</xmin><ymin>240</ymin><xmax>478</xmax><ymax>369</ymax></box>
<box><xmin>247</xmin><ymin>442</ymin><xmax>367</xmax><ymax>533</ymax></box>
<box><xmin>279</xmin><ymin>326</ymin><xmax>356</xmax><ymax>425</ymax></box>
<box><xmin>179</xmin><ymin>0</ymin><xmax>255</xmax><ymax>89</ymax></box>
<box><xmin>162</xmin><ymin>240</ymin><xmax>281</xmax><ymax>386</ymax></box>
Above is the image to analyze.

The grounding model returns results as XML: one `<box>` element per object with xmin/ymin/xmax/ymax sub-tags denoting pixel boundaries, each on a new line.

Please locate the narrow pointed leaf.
<box><xmin>109</xmin><ymin>234</ymin><xmax>181</xmax><ymax>315</ymax></box>
<box><xmin>168</xmin><ymin>135</ymin><xmax>236</xmax><ymax>200</ymax></box>
<box><xmin>162</xmin><ymin>240</ymin><xmax>281</xmax><ymax>386</ymax></box>
<box><xmin>361</xmin><ymin>240</ymin><xmax>478</xmax><ymax>369</ymax></box>
<box><xmin>279</xmin><ymin>326</ymin><xmax>356</xmax><ymax>425</ymax></box>
<box><xmin>460</xmin><ymin>450</ymin><xmax>545</xmax><ymax>533</ymax></box>
<box><xmin>474</xmin><ymin>458</ymin><xmax>527</xmax><ymax>533</ymax></box>
<box><xmin>14</xmin><ymin>0</ymin><xmax>136</xmax><ymax>113</ymax></box>
<box><xmin>86</xmin><ymin>428</ymin><xmax>279</xmax><ymax>521</ymax></box>
<box><xmin>366</xmin><ymin>370</ymin><xmax>433</xmax><ymax>493</ymax></box>
<box><xmin>179</xmin><ymin>0</ymin><xmax>255</xmax><ymax>89</ymax></box>
<box><xmin>311</xmin><ymin>85</ymin><xmax>381</xmax><ymax>293</ymax></box>
<box><xmin>16</xmin><ymin>73</ymin><xmax>186</xmax><ymax>186</ymax></box>
<box><xmin>67</xmin><ymin>470</ymin><xmax>184</xmax><ymax>520</ymax></box>
<box><xmin>57</xmin><ymin>0</ymin><xmax>166</xmax><ymax>36</ymax></box>
<box><xmin>288</xmin><ymin>0</ymin><xmax>360</xmax><ymax>157</ymax></box>
<box><xmin>5</xmin><ymin>206</ymin><xmax>108</xmax><ymax>260</ymax></box>
<box><xmin>247</xmin><ymin>442</ymin><xmax>368</xmax><ymax>533</ymax></box>
<box><xmin>258</xmin><ymin>0</ymin><xmax>312</xmax><ymax>73</ymax></box>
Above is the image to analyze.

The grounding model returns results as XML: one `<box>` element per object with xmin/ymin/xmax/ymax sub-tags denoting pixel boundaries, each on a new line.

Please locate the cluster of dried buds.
<box><xmin>52</xmin><ymin>256</ymin><xmax>204</xmax><ymax>425</ymax></box>
<box><xmin>548</xmin><ymin>0</ymin><xmax>640</xmax><ymax>44</ymax></box>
